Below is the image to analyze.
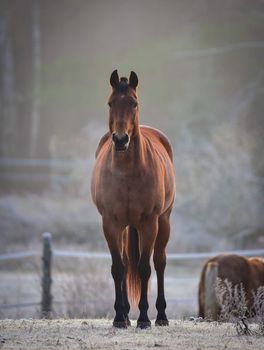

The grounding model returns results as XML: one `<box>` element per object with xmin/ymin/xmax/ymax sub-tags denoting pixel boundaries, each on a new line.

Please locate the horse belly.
<box><xmin>126</xmin><ymin>180</ymin><xmax>165</xmax><ymax>223</ymax></box>
<box><xmin>97</xmin><ymin>182</ymin><xmax>157</xmax><ymax>226</ymax></box>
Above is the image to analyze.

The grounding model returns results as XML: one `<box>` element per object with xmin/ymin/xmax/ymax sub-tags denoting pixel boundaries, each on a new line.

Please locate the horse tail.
<box><xmin>204</xmin><ymin>261</ymin><xmax>219</xmax><ymax>320</ymax></box>
<box><xmin>126</xmin><ymin>226</ymin><xmax>141</xmax><ymax>306</ymax></box>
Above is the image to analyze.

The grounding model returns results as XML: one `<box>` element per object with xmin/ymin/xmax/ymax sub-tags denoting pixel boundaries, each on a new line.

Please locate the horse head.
<box><xmin>108</xmin><ymin>70</ymin><xmax>139</xmax><ymax>152</ymax></box>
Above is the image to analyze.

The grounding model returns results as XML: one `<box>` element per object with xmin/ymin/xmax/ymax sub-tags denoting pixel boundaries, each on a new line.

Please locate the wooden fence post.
<box><xmin>41</xmin><ymin>232</ymin><xmax>52</xmax><ymax>317</ymax></box>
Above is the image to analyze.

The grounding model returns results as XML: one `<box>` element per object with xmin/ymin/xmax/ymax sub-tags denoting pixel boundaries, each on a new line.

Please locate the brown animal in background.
<box><xmin>198</xmin><ymin>254</ymin><xmax>264</xmax><ymax>320</ymax></box>
<box><xmin>91</xmin><ymin>70</ymin><xmax>176</xmax><ymax>328</ymax></box>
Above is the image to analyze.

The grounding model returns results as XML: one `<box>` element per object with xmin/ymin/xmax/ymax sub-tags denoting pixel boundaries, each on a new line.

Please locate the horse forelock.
<box><xmin>110</xmin><ymin>81</ymin><xmax>137</xmax><ymax>101</ymax></box>
<box><xmin>117</xmin><ymin>78</ymin><xmax>129</xmax><ymax>93</ymax></box>
<box><xmin>120</xmin><ymin>77</ymin><xmax>128</xmax><ymax>83</ymax></box>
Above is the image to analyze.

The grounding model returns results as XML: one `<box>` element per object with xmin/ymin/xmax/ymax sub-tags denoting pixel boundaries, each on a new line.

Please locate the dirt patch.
<box><xmin>0</xmin><ymin>319</ymin><xmax>263</xmax><ymax>350</ymax></box>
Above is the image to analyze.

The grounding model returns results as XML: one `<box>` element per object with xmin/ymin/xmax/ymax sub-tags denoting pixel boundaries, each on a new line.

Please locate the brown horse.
<box><xmin>198</xmin><ymin>254</ymin><xmax>264</xmax><ymax>320</ymax></box>
<box><xmin>91</xmin><ymin>70</ymin><xmax>176</xmax><ymax>328</ymax></box>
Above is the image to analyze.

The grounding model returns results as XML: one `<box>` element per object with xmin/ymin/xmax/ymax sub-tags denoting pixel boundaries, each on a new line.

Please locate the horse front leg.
<box><xmin>137</xmin><ymin>216</ymin><xmax>158</xmax><ymax>329</ymax></box>
<box><xmin>153</xmin><ymin>211</ymin><xmax>171</xmax><ymax>326</ymax></box>
<box><xmin>111</xmin><ymin>253</ymin><xmax>127</xmax><ymax>328</ymax></box>
<box><xmin>103</xmin><ymin>219</ymin><xmax>127</xmax><ymax>328</ymax></box>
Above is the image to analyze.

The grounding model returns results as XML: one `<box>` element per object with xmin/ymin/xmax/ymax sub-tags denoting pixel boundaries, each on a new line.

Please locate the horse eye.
<box><xmin>132</xmin><ymin>102</ymin><xmax>138</xmax><ymax>108</ymax></box>
<box><xmin>108</xmin><ymin>102</ymin><xmax>112</xmax><ymax>108</ymax></box>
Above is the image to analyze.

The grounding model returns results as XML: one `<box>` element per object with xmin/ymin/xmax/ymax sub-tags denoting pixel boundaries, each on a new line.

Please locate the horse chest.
<box><xmin>98</xmin><ymin>170</ymin><xmax>160</xmax><ymax>221</ymax></box>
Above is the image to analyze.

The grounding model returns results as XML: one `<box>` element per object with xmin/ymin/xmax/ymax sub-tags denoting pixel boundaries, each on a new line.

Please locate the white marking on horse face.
<box><xmin>120</xmin><ymin>95</ymin><xmax>125</xmax><ymax>99</ymax></box>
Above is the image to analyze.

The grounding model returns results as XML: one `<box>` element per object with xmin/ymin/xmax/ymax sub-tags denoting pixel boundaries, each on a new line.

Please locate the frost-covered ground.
<box><xmin>0</xmin><ymin>319</ymin><xmax>263</xmax><ymax>350</ymax></box>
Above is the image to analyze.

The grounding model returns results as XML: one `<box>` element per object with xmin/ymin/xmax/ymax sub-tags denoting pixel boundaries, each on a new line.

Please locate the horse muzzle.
<box><xmin>112</xmin><ymin>132</ymin><xmax>130</xmax><ymax>152</ymax></box>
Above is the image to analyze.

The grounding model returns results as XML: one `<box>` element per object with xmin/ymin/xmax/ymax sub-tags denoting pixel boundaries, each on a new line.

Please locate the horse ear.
<box><xmin>129</xmin><ymin>71</ymin><xmax>138</xmax><ymax>90</ymax></box>
<box><xmin>110</xmin><ymin>70</ymin><xmax>119</xmax><ymax>88</ymax></box>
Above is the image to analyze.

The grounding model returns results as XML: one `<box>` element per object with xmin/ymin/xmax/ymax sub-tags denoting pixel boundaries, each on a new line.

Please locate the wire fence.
<box><xmin>0</xmin><ymin>232</ymin><xmax>263</xmax><ymax>314</ymax></box>
<box><xmin>1</xmin><ymin>248</ymin><xmax>264</xmax><ymax>261</ymax></box>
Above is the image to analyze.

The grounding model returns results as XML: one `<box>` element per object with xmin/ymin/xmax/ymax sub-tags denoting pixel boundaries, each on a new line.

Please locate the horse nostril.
<box><xmin>118</xmin><ymin>133</ymin><xmax>129</xmax><ymax>145</ymax></box>
<box><xmin>112</xmin><ymin>132</ymin><xmax>130</xmax><ymax>150</ymax></box>
<box><xmin>112</xmin><ymin>133</ymin><xmax>129</xmax><ymax>143</ymax></box>
<box><xmin>124</xmin><ymin>133</ymin><xmax>129</xmax><ymax>143</ymax></box>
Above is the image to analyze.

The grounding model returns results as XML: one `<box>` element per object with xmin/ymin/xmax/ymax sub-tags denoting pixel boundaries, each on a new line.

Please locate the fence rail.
<box><xmin>0</xmin><ymin>251</ymin><xmax>39</xmax><ymax>261</ymax></box>
<box><xmin>0</xmin><ymin>232</ymin><xmax>264</xmax><ymax>315</ymax></box>
<box><xmin>1</xmin><ymin>248</ymin><xmax>264</xmax><ymax>261</ymax></box>
<box><xmin>0</xmin><ymin>158</ymin><xmax>88</xmax><ymax>169</ymax></box>
<box><xmin>0</xmin><ymin>302</ymin><xmax>41</xmax><ymax>310</ymax></box>
<box><xmin>0</xmin><ymin>157</ymin><xmax>90</xmax><ymax>188</ymax></box>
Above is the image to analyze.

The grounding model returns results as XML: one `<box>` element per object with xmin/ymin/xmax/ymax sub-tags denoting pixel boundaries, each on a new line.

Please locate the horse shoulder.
<box><xmin>140</xmin><ymin>125</ymin><xmax>173</xmax><ymax>162</ymax></box>
<box><xmin>95</xmin><ymin>132</ymin><xmax>111</xmax><ymax>158</ymax></box>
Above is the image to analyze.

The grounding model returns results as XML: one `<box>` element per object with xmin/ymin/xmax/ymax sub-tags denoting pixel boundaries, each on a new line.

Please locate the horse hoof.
<box><xmin>113</xmin><ymin>321</ymin><xmax>127</xmax><ymax>328</ymax></box>
<box><xmin>155</xmin><ymin>319</ymin><xmax>169</xmax><ymax>326</ymax></box>
<box><xmin>126</xmin><ymin>319</ymin><xmax>131</xmax><ymax>327</ymax></box>
<box><xmin>137</xmin><ymin>321</ymin><xmax>151</xmax><ymax>329</ymax></box>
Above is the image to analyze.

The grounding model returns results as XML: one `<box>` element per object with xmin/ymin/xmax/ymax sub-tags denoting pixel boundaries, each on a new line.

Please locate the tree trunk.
<box><xmin>0</xmin><ymin>10</ymin><xmax>17</xmax><ymax>157</ymax></box>
<box><xmin>30</xmin><ymin>0</ymin><xmax>41</xmax><ymax>158</ymax></box>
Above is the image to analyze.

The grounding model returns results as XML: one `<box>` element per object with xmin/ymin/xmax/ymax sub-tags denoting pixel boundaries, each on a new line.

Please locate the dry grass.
<box><xmin>52</xmin><ymin>260</ymin><xmax>114</xmax><ymax>319</ymax></box>
<box><xmin>0</xmin><ymin>258</ymin><xmax>200</xmax><ymax>320</ymax></box>
<box><xmin>215</xmin><ymin>278</ymin><xmax>248</xmax><ymax>323</ymax></box>
<box><xmin>215</xmin><ymin>278</ymin><xmax>264</xmax><ymax>336</ymax></box>
<box><xmin>251</xmin><ymin>287</ymin><xmax>264</xmax><ymax>335</ymax></box>
<box><xmin>0</xmin><ymin>319</ymin><xmax>264</xmax><ymax>350</ymax></box>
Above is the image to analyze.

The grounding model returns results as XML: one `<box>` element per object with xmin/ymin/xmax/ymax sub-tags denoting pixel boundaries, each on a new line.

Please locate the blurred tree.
<box><xmin>0</xmin><ymin>6</ymin><xmax>17</xmax><ymax>157</ymax></box>
<box><xmin>30</xmin><ymin>0</ymin><xmax>41</xmax><ymax>158</ymax></box>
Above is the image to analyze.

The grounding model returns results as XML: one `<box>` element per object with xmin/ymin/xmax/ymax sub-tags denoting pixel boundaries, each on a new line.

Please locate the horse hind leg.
<box><xmin>153</xmin><ymin>211</ymin><xmax>171</xmax><ymax>326</ymax></box>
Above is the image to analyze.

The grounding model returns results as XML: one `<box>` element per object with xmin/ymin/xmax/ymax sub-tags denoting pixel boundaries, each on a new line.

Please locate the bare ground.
<box><xmin>0</xmin><ymin>319</ymin><xmax>263</xmax><ymax>350</ymax></box>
